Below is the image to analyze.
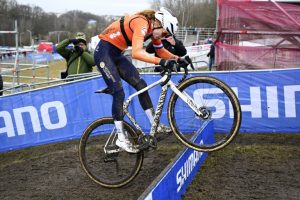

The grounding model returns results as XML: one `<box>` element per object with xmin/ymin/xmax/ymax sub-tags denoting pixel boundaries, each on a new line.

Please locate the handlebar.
<box><xmin>160</xmin><ymin>57</ymin><xmax>194</xmax><ymax>86</ymax></box>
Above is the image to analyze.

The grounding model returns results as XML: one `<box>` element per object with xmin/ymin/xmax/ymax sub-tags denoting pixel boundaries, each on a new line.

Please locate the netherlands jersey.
<box><xmin>99</xmin><ymin>15</ymin><xmax>178</xmax><ymax>65</ymax></box>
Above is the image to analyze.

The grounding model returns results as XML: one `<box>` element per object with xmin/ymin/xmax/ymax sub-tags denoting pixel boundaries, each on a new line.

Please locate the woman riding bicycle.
<box><xmin>94</xmin><ymin>7</ymin><xmax>183</xmax><ymax>153</ymax></box>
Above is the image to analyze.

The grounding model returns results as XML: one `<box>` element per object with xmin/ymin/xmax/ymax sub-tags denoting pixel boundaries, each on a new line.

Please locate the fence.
<box><xmin>1</xmin><ymin>24</ymin><xmax>212</xmax><ymax>96</ymax></box>
<box><xmin>176</xmin><ymin>27</ymin><xmax>216</xmax><ymax>46</ymax></box>
<box><xmin>0</xmin><ymin>20</ymin><xmax>20</xmax><ymax>91</ymax></box>
<box><xmin>216</xmin><ymin>0</ymin><xmax>300</xmax><ymax>70</ymax></box>
<box><xmin>0</xmin><ymin>21</ymin><xmax>51</xmax><ymax>95</ymax></box>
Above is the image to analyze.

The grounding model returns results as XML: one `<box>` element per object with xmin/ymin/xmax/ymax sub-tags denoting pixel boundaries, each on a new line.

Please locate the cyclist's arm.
<box><xmin>131</xmin><ymin>19</ymin><xmax>161</xmax><ymax>65</ymax></box>
<box><xmin>152</xmin><ymin>39</ymin><xmax>179</xmax><ymax>60</ymax></box>
<box><xmin>145</xmin><ymin>42</ymin><xmax>155</xmax><ymax>54</ymax></box>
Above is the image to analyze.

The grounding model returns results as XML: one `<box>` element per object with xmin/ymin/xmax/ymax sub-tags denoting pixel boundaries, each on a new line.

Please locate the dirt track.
<box><xmin>184</xmin><ymin>134</ymin><xmax>300</xmax><ymax>200</ymax></box>
<box><xmin>0</xmin><ymin>135</ymin><xmax>181</xmax><ymax>200</ymax></box>
<box><xmin>1</xmin><ymin>134</ymin><xmax>300</xmax><ymax>200</ymax></box>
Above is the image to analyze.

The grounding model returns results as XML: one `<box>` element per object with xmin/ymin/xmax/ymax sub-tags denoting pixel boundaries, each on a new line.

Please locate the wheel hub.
<box><xmin>198</xmin><ymin>107</ymin><xmax>212</xmax><ymax>120</ymax></box>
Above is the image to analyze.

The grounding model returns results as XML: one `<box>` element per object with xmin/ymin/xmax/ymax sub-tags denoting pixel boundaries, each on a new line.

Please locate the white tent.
<box><xmin>88</xmin><ymin>35</ymin><xmax>100</xmax><ymax>52</ymax></box>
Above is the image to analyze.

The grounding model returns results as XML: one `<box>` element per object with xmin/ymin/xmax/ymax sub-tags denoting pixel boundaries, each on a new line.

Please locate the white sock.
<box><xmin>114</xmin><ymin>121</ymin><xmax>126</xmax><ymax>140</ymax></box>
<box><xmin>145</xmin><ymin>108</ymin><xmax>155</xmax><ymax>124</ymax></box>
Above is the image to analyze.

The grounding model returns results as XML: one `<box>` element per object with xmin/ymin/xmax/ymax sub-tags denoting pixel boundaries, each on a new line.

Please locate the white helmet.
<box><xmin>155</xmin><ymin>7</ymin><xmax>178</xmax><ymax>36</ymax></box>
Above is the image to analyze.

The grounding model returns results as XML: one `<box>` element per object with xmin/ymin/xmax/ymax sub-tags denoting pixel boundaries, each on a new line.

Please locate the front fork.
<box><xmin>169</xmin><ymin>83</ymin><xmax>207</xmax><ymax>118</ymax></box>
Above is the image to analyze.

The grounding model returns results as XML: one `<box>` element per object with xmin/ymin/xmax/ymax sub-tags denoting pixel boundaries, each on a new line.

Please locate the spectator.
<box><xmin>146</xmin><ymin>35</ymin><xmax>187</xmax><ymax>72</ymax></box>
<box><xmin>207</xmin><ymin>37</ymin><xmax>213</xmax><ymax>44</ymax></box>
<box><xmin>207</xmin><ymin>43</ymin><xmax>215</xmax><ymax>71</ymax></box>
<box><xmin>56</xmin><ymin>32</ymin><xmax>95</xmax><ymax>79</ymax></box>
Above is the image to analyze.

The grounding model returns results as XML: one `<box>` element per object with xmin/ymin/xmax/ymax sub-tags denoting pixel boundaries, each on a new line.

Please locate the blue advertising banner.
<box><xmin>0</xmin><ymin>78</ymin><xmax>109</xmax><ymax>152</ymax></box>
<box><xmin>27</xmin><ymin>52</ymin><xmax>64</xmax><ymax>63</ymax></box>
<box><xmin>0</xmin><ymin>69</ymin><xmax>299</xmax><ymax>152</ymax></box>
<box><xmin>211</xmin><ymin>69</ymin><xmax>300</xmax><ymax>133</ymax></box>
<box><xmin>139</xmin><ymin>121</ymin><xmax>214</xmax><ymax>200</ymax></box>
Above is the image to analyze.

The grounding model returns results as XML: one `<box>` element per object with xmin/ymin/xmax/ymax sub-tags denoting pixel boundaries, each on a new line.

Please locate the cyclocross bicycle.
<box><xmin>79</xmin><ymin>60</ymin><xmax>242</xmax><ymax>188</ymax></box>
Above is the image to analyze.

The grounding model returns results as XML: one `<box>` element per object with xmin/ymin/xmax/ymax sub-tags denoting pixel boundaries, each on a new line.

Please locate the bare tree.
<box><xmin>0</xmin><ymin>0</ymin><xmax>111</xmax><ymax>46</ymax></box>
<box><xmin>0</xmin><ymin>0</ymin><xmax>217</xmax><ymax>46</ymax></box>
<box><xmin>150</xmin><ymin>0</ymin><xmax>217</xmax><ymax>28</ymax></box>
<box><xmin>150</xmin><ymin>0</ymin><xmax>162</xmax><ymax>10</ymax></box>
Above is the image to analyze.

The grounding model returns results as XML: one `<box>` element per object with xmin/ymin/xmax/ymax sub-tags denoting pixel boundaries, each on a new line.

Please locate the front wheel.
<box><xmin>168</xmin><ymin>76</ymin><xmax>241</xmax><ymax>152</ymax></box>
<box><xmin>79</xmin><ymin>117</ymin><xmax>144</xmax><ymax>188</ymax></box>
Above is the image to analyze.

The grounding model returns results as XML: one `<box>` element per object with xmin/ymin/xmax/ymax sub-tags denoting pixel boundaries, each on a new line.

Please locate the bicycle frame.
<box><xmin>80</xmin><ymin>65</ymin><xmax>242</xmax><ymax>188</ymax></box>
<box><xmin>123</xmin><ymin>73</ymin><xmax>204</xmax><ymax>137</ymax></box>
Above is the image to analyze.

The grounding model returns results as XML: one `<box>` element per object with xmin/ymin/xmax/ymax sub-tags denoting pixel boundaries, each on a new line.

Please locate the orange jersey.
<box><xmin>99</xmin><ymin>15</ymin><xmax>178</xmax><ymax>65</ymax></box>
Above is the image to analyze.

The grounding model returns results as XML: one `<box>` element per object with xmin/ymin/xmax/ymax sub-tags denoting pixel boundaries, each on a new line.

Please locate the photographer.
<box><xmin>56</xmin><ymin>32</ymin><xmax>95</xmax><ymax>79</ymax></box>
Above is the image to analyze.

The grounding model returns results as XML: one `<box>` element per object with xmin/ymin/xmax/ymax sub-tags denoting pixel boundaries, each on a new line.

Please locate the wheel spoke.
<box><xmin>79</xmin><ymin>118</ymin><xmax>143</xmax><ymax>188</ymax></box>
<box><xmin>169</xmin><ymin>76</ymin><xmax>241</xmax><ymax>152</ymax></box>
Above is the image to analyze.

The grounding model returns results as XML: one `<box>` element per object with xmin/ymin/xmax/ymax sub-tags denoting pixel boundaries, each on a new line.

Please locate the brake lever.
<box><xmin>178</xmin><ymin>66</ymin><xmax>188</xmax><ymax>84</ymax></box>
<box><xmin>172</xmin><ymin>63</ymin><xmax>178</xmax><ymax>73</ymax></box>
<box><xmin>185</xmin><ymin>56</ymin><xmax>195</xmax><ymax>70</ymax></box>
<box><xmin>190</xmin><ymin>62</ymin><xmax>195</xmax><ymax>70</ymax></box>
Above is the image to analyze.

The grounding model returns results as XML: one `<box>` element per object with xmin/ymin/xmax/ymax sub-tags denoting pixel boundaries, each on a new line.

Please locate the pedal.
<box><xmin>104</xmin><ymin>155</ymin><xmax>117</xmax><ymax>163</ymax></box>
<box><xmin>104</xmin><ymin>153</ymin><xmax>120</xmax><ymax>173</ymax></box>
<box><xmin>104</xmin><ymin>145</ymin><xmax>120</xmax><ymax>162</ymax></box>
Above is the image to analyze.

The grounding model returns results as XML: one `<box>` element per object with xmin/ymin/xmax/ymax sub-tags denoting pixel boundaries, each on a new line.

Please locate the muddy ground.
<box><xmin>0</xmin><ymin>133</ymin><xmax>299</xmax><ymax>200</ymax></box>
<box><xmin>184</xmin><ymin>134</ymin><xmax>300</xmax><ymax>200</ymax></box>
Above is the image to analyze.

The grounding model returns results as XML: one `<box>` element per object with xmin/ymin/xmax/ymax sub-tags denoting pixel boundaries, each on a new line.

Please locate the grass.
<box><xmin>1</xmin><ymin>59</ymin><xmax>100</xmax><ymax>94</ymax></box>
<box><xmin>2</xmin><ymin>57</ymin><xmax>209</xmax><ymax>85</ymax></box>
<box><xmin>3</xmin><ymin>60</ymin><xmax>65</xmax><ymax>83</ymax></box>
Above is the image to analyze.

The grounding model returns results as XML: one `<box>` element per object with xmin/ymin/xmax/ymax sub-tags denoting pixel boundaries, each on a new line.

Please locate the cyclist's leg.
<box><xmin>117</xmin><ymin>56</ymin><xmax>153</xmax><ymax>111</ymax></box>
<box><xmin>117</xmin><ymin>56</ymin><xmax>157</xmax><ymax>126</ymax></box>
<box><xmin>94</xmin><ymin>41</ymin><xmax>138</xmax><ymax>153</ymax></box>
<box><xmin>117</xmin><ymin>56</ymin><xmax>171</xmax><ymax>134</ymax></box>
<box><xmin>94</xmin><ymin>41</ymin><xmax>124</xmax><ymax>121</ymax></box>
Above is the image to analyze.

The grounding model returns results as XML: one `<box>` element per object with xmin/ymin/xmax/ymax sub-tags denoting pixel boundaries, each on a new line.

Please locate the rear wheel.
<box><xmin>79</xmin><ymin>117</ymin><xmax>143</xmax><ymax>188</ymax></box>
<box><xmin>168</xmin><ymin>76</ymin><xmax>241</xmax><ymax>152</ymax></box>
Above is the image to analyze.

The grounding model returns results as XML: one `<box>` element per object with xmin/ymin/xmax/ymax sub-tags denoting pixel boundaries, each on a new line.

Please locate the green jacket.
<box><xmin>56</xmin><ymin>39</ymin><xmax>95</xmax><ymax>75</ymax></box>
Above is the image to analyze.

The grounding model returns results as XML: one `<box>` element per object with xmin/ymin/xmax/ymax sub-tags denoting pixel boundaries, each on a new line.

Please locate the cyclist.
<box><xmin>94</xmin><ymin>7</ymin><xmax>183</xmax><ymax>153</ymax></box>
